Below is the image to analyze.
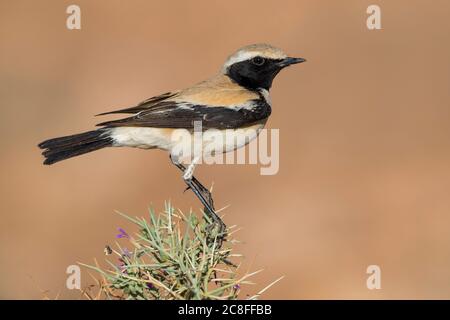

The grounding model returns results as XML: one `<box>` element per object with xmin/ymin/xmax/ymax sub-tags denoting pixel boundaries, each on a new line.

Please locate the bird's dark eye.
<box><xmin>251</xmin><ymin>56</ymin><xmax>265</xmax><ymax>66</ymax></box>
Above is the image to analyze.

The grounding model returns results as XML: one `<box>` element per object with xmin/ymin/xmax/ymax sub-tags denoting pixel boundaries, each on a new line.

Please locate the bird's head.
<box><xmin>222</xmin><ymin>44</ymin><xmax>305</xmax><ymax>91</ymax></box>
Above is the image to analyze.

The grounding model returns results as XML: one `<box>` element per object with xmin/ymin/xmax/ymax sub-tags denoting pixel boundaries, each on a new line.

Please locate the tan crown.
<box><xmin>221</xmin><ymin>44</ymin><xmax>288</xmax><ymax>72</ymax></box>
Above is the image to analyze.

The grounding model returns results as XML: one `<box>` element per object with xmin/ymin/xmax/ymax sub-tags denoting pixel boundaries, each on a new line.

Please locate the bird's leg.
<box><xmin>170</xmin><ymin>155</ymin><xmax>226</xmax><ymax>244</ymax></box>
<box><xmin>170</xmin><ymin>155</ymin><xmax>215</xmax><ymax>209</ymax></box>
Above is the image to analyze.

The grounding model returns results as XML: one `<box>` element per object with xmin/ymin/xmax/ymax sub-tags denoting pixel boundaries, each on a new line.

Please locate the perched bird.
<box><xmin>38</xmin><ymin>43</ymin><xmax>305</xmax><ymax>236</ymax></box>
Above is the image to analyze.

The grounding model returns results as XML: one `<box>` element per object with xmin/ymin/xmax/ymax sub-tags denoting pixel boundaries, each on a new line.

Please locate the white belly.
<box><xmin>202</xmin><ymin>124</ymin><xmax>264</xmax><ymax>153</ymax></box>
<box><xmin>111</xmin><ymin>127</ymin><xmax>175</xmax><ymax>150</ymax></box>
<box><xmin>110</xmin><ymin>123</ymin><xmax>265</xmax><ymax>161</ymax></box>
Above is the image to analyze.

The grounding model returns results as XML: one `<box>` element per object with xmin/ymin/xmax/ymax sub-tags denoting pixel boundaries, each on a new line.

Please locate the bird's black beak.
<box><xmin>278</xmin><ymin>57</ymin><xmax>306</xmax><ymax>68</ymax></box>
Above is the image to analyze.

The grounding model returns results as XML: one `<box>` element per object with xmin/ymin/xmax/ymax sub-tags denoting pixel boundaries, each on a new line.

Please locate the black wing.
<box><xmin>96</xmin><ymin>92</ymin><xmax>177</xmax><ymax>116</ymax></box>
<box><xmin>96</xmin><ymin>100</ymin><xmax>271</xmax><ymax>130</ymax></box>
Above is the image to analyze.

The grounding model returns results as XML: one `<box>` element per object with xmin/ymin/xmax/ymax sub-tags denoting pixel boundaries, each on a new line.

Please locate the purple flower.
<box><xmin>146</xmin><ymin>283</ymin><xmax>155</xmax><ymax>290</ymax></box>
<box><xmin>116</xmin><ymin>228</ymin><xmax>129</xmax><ymax>239</ymax></box>
<box><xmin>233</xmin><ymin>284</ymin><xmax>241</xmax><ymax>290</ymax></box>
<box><xmin>122</xmin><ymin>247</ymin><xmax>132</xmax><ymax>258</ymax></box>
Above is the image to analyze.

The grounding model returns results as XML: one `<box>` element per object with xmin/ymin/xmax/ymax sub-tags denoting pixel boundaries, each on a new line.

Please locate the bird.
<box><xmin>38</xmin><ymin>43</ymin><xmax>306</xmax><ymax>238</ymax></box>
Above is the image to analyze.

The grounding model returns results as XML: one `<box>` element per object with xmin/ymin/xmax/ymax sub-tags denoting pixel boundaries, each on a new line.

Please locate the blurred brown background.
<box><xmin>1</xmin><ymin>0</ymin><xmax>450</xmax><ymax>299</ymax></box>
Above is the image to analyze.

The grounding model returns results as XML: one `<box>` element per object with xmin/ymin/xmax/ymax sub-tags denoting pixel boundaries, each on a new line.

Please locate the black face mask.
<box><xmin>226</xmin><ymin>57</ymin><xmax>284</xmax><ymax>90</ymax></box>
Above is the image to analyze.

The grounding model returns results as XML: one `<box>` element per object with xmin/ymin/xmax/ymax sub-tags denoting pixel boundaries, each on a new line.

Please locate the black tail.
<box><xmin>38</xmin><ymin>129</ymin><xmax>113</xmax><ymax>165</ymax></box>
